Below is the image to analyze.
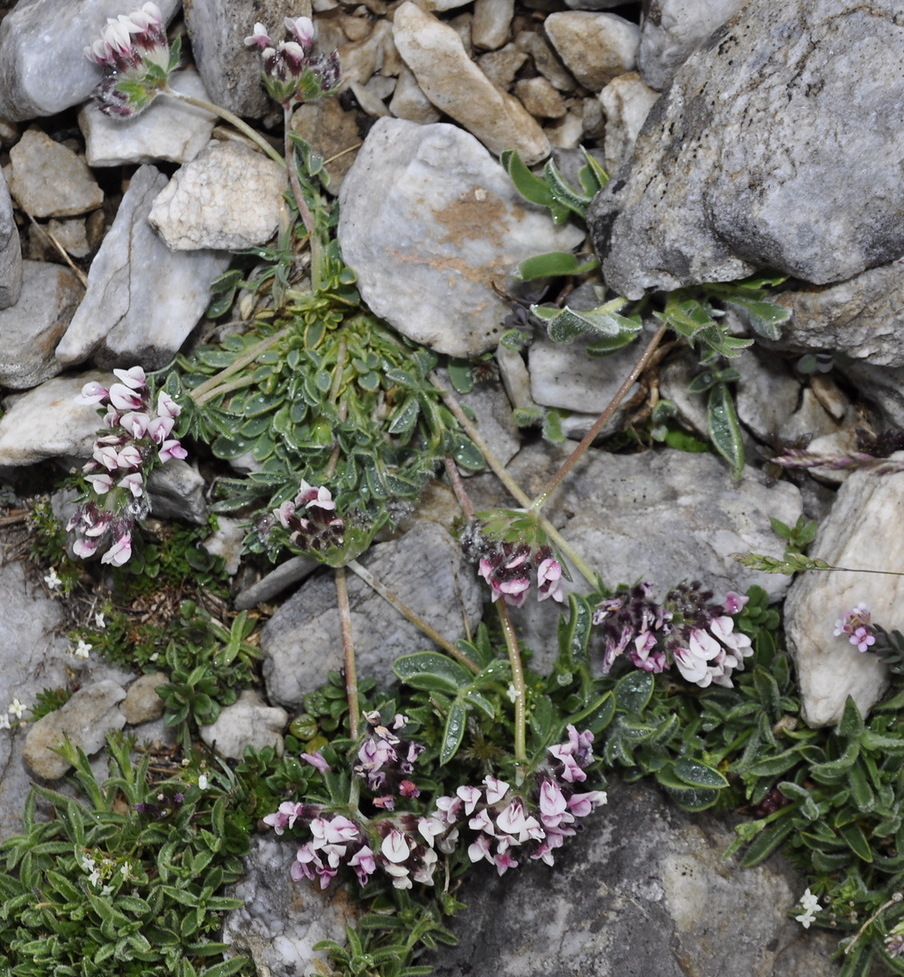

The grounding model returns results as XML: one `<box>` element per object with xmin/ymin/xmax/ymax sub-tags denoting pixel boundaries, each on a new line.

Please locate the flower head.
<box><xmin>793</xmin><ymin>888</ymin><xmax>821</xmax><ymax>929</ymax></box>
<box><xmin>245</xmin><ymin>16</ymin><xmax>340</xmax><ymax>109</ymax></box>
<box><xmin>834</xmin><ymin>603</ymin><xmax>877</xmax><ymax>652</ymax></box>
<box><xmin>86</xmin><ymin>3</ymin><xmax>179</xmax><ymax>118</ymax></box>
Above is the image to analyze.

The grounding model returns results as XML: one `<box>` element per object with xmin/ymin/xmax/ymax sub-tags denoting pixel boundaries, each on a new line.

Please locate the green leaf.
<box><xmin>516</xmin><ymin>251</ymin><xmax>585</xmax><ymax>281</ymax></box>
<box><xmin>543</xmin><ymin>159</ymin><xmax>592</xmax><ymax>218</ymax></box>
<box><xmin>724</xmin><ymin>296</ymin><xmax>791</xmax><ymax>341</ymax></box>
<box><xmin>839</xmin><ymin>821</ymin><xmax>873</xmax><ymax>862</ymax></box>
<box><xmin>531</xmin><ymin>301</ymin><xmax>642</xmax><ymax>348</ymax></box>
<box><xmin>671</xmin><ymin>758</ymin><xmax>729</xmax><ymax>789</ymax></box>
<box><xmin>838</xmin><ymin>696</ymin><xmax>865</xmax><ymax>739</ymax></box>
<box><xmin>447</xmin><ymin>360</ymin><xmax>474</xmax><ymax>395</ymax></box>
<box><xmin>737</xmin><ymin>818</ymin><xmax>795</xmax><ymax>867</ymax></box>
<box><xmin>614</xmin><ymin>671</ymin><xmax>654</xmax><ymax>714</ymax></box>
<box><xmin>557</xmin><ymin>594</ymin><xmax>594</xmax><ymax>667</ymax></box>
<box><xmin>440</xmin><ymin>702</ymin><xmax>468</xmax><ymax>765</ymax></box>
<box><xmin>707</xmin><ymin>382</ymin><xmax>744</xmax><ymax>478</ymax></box>
<box><xmin>393</xmin><ymin>652</ymin><xmax>474</xmax><ymax>695</ymax></box>
<box><xmin>501</xmin><ymin>150</ymin><xmax>557</xmax><ymax>210</ymax></box>
<box><xmin>662</xmin><ymin>785</ymin><xmax>720</xmax><ymax>812</ymax></box>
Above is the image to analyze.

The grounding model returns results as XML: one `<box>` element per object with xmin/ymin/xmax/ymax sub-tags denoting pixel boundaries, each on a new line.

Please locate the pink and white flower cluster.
<box><xmin>354</xmin><ymin>710</ymin><xmax>424</xmax><ymax>809</ymax></box>
<box><xmin>244</xmin><ymin>16</ymin><xmax>340</xmax><ymax>109</ymax></box>
<box><xmin>833</xmin><ymin>603</ymin><xmax>876</xmax><ymax>653</ymax></box>
<box><xmin>264</xmin><ymin>725</ymin><xmax>606</xmax><ymax>890</ymax></box>
<box><xmin>478</xmin><ymin>542</ymin><xmax>565</xmax><ymax>607</ymax></box>
<box><xmin>594</xmin><ymin>582</ymin><xmax>753</xmax><ymax>688</ymax></box>
<box><xmin>67</xmin><ymin>367</ymin><xmax>186</xmax><ymax>566</ymax></box>
<box><xmin>273</xmin><ymin>479</ymin><xmax>345</xmax><ymax>552</ymax></box>
<box><xmin>85</xmin><ymin>3</ymin><xmax>176</xmax><ymax>118</ymax></box>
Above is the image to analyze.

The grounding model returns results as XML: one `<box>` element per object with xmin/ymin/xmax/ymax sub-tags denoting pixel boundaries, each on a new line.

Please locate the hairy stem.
<box><xmin>431</xmin><ymin>374</ymin><xmax>600</xmax><ymax>589</ymax></box>
<box><xmin>283</xmin><ymin>105</ymin><xmax>322</xmax><ymax>291</ymax></box>
<box><xmin>346</xmin><ymin>559</ymin><xmax>480</xmax><ymax>674</ymax></box>
<box><xmin>163</xmin><ymin>88</ymin><xmax>286</xmax><ymax>167</ymax></box>
<box><xmin>334</xmin><ymin>566</ymin><xmax>360</xmax><ymax>739</ymax></box>
<box><xmin>190</xmin><ymin>328</ymin><xmax>290</xmax><ymax>406</ymax></box>
<box><xmin>530</xmin><ymin>323</ymin><xmax>667</xmax><ymax>512</ymax></box>
<box><xmin>496</xmin><ymin>600</ymin><xmax>527</xmax><ymax>774</ymax></box>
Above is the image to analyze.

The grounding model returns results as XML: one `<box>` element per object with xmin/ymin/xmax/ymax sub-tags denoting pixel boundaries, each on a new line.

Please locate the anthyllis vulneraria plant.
<box><xmin>67</xmin><ymin>366</ymin><xmax>186</xmax><ymax>566</ymax></box>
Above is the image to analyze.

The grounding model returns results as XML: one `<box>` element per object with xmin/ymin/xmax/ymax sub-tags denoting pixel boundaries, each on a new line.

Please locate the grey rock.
<box><xmin>262</xmin><ymin>522</ymin><xmax>484</xmax><ymax>706</ymax></box>
<box><xmin>201</xmin><ymin>517</ymin><xmax>247</xmax><ymax>577</ymax></box>
<box><xmin>149</xmin><ymin>140</ymin><xmax>288</xmax><ymax>250</ymax></box>
<box><xmin>222</xmin><ymin>836</ymin><xmax>356</xmax><ymax>976</ymax></box>
<box><xmin>337</xmin><ymin>118</ymin><xmax>582</xmax><ymax>358</ymax></box>
<box><xmin>514</xmin><ymin>76</ymin><xmax>568</xmax><ymax>119</ymax></box>
<box><xmin>234</xmin><ymin>555</ymin><xmax>322</xmax><ymax>611</ymax></box>
<box><xmin>45</xmin><ymin>219</ymin><xmax>92</xmax><ymax>259</ymax></box>
<box><xmin>0</xmin><ymin>261</ymin><xmax>82</xmax><ymax>389</ymax></box>
<box><xmin>515</xmin><ymin>443</ymin><xmax>802</xmax><ymax>602</ymax></box>
<box><xmin>200</xmin><ymin>690</ymin><xmax>288</xmax><ymax>759</ymax></box>
<box><xmin>598</xmin><ymin>71</ymin><xmax>659</xmax><ymax>173</ymax></box>
<box><xmin>839</xmin><ymin>359</ymin><xmax>904</xmax><ymax>430</ymax></box>
<box><xmin>393</xmin><ymin>2</ymin><xmax>550</xmax><ymax>166</ymax></box>
<box><xmin>590</xmin><ymin>0</ymin><xmax>904</xmax><ymax>299</ymax></box>
<box><xmin>79</xmin><ymin>69</ymin><xmax>216</xmax><ymax>167</ymax></box>
<box><xmin>55</xmin><ymin>164</ymin><xmax>231</xmax><ymax>370</ymax></box>
<box><xmin>0</xmin><ymin>0</ymin><xmax>180</xmax><ymax>121</ymax></box>
<box><xmin>783</xmin><ymin>460</ymin><xmax>904</xmax><ymax>727</ymax></box>
<box><xmin>23</xmin><ymin>680</ymin><xmax>126</xmax><ymax>780</ymax></box>
<box><xmin>0</xmin><ymin>371</ymin><xmax>111</xmax><ymax>465</ymax></box>
<box><xmin>0</xmin><ymin>167</ymin><xmax>21</xmax><ymax>309</ymax></box>
<box><xmin>477</xmin><ymin>45</ymin><xmax>529</xmax><ymax>91</ymax></box>
<box><xmin>515</xmin><ymin>31</ymin><xmax>576</xmax><ymax>93</ymax></box>
<box><xmin>771</xmin><ymin>263</ymin><xmax>904</xmax><ymax>369</ymax></box>
<box><xmin>183</xmin><ymin>0</ymin><xmax>292</xmax><ymax>118</ymax></box>
<box><xmin>121</xmin><ymin>672</ymin><xmax>168</xmax><ymax>725</ymax></box>
<box><xmin>637</xmin><ymin>0</ymin><xmax>746</xmax><ymax>91</ymax></box>
<box><xmin>425</xmin><ymin>779</ymin><xmax>839</xmax><ymax>977</ymax></box>
<box><xmin>544</xmin><ymin>12</ymin><xmax>640</xmax><ymax>93</ymax></box>
<box><xmin>147</xmin><ymin>461</ymin><xmax>208</xmax><ymax>525</ymax></box>
<box><xmin>388</xmin><ymin>67</ymin><xmax>442</xmax><ymax>125</ymax></box>
<box><xmin>7</xmin><ymin>128</ymin><xmax>103</xmax><ymax>218</ymax></box>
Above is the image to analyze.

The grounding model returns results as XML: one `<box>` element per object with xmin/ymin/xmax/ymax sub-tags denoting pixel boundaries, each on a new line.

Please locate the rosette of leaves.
<box><xmin>170</xmin><ymin>268</ymin><xmax>477</xmax><ymax>565</ymax></box>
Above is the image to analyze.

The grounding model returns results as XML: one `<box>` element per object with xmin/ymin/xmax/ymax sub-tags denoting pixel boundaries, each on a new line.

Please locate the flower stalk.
<box><xmin>495</xmin><ymin>600</ymin><xmax>527</xmax><ymax>773</ymax></box>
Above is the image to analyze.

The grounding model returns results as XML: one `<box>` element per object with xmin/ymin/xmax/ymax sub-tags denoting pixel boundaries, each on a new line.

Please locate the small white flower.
<box><xmin>197</xmin><ymin>774</ymin><xmax>209</xmax><ymax>790</ymax></box>
<box><xmin>506</xmin><ymin>684</ymin><xmax>521</xmax><ymax>703</ymax></box>
<box><xmin>0</xmin><ymin>714</ymin><xmax>11</xmax><ymax>730</ymax></box>
<box><xmin>794</xmin><ymin>887</ymin><xmax>821</xmax><ymax>929</ymax></box>
<box><xmin>43</xmin><ymin>568</ymin><xmax>63</xmax><ymax>591</ymax></box>
<box><xmin>94</xmin><ymin>611</ymin><xmax>107</xmax><ymax>629</ymax></box>
<box><xmin>8</xmin><ymin>698</ymin><xmax>26</xmax><ymax>720</ymax></box>
<box><xmin>73</xmin><ymin>639</ymin><xmax>93</xmax><ymax>660</ymax></box>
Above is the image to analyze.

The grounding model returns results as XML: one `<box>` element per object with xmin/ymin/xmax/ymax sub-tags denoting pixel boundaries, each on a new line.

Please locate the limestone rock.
<box><xmin>7</xmin><ymin>128</ymin><xmax>103</xmax><ymax>218</ymax></box>
<box><xmin>783</xmin><ymin>461</ymin><xmax>904</xmax><ymax>727</ymax></box>
<box><xmin>425</xmin><ymin>779</ymin><xmax>839</xmax><ymax>977</ymax></box>
<box><xmin>222</xmin><ymin>836</ymin><xmax>356</xmax><ymax>976</ymax></box>
<box><xmin>0</xmin><ymin>371</ymin><xmax>111</xmax><ymax>465</ymax></box>
<box><xmin>393</xmin><ymin>2</ymin><xmax>550</xmax><ymax>166</ymax></box>
<box><xmin>337</xmin><ymin>118</ymin><xmax>582</xmax><ymax>357</ymax></box>
<box><xmin>544</xmin><ymin>12</ymin><xmax>640</xmax><ymax>93</ymax></box>
<box><xmin>0</xmin><ymin>261</ymin><xmax>83</xmax><ymax>389</ymax></box>
<box><xmin>590</xmin><ymin>0</ymin><xmax>904</xmax><ymax>299</ymax></box>
<box><xmin>598</xmin><ymin>72</ymin><xmax>659</xmax><ymax>173</ymax></box>
<box><xmin>55</xmin><ymin>164</ymin><xmax>230</xmax><ymax>370</ymax></box>
<box><xmin>471</xmin><ymin>0</ymin><xmax>513</xmax><ymax>51</ymax></box>
<box><xmin>0</xmin><ymin>167</ymin><xmax>21</xmax><ymax>309</ymax></box>
<box><xmin>149</xmin><ymin>140</ymin><xmax>288</xmax><ymax>250</ymax></box>
<box><xmin>0</xmin><ymin>0</ymin><xmax>180</xmax><ymax>121</ymax></box>
<box><xmin>183</xmin><ymin>0</ymin><xmax>291</xmax><ymax>118</ymax></box>
<box><xmin>199</xmin><ymin>690</ymin><xmax>288</xmax><ymax>760</ymax></box>
<box><xmin>79</xmin><ymin>69</ymin><xmax>216</xmax><ymax>167</ymax></box>
<box><xmin>771</xmin><ymin>263</ymin><xmax>904</xmax><ymax>369</ymax></box>
<box><xmin>121</xmin><ymin>672</ymin><xmax>168</xmax><ymax>725</ymax></box>
<box><xmin>23</xmin><ymin>680</ymin><xmax>126</xmax><ymax>780</ymax></box>
<box><xmin>262</xmin><ymin>522</ymin><xmax>484</xmax><ymax>706</ymax></box>
<box><xmin>637</xmin><ymin>0</ymin><xmax>747</xmax><ymax>91</ymax></box>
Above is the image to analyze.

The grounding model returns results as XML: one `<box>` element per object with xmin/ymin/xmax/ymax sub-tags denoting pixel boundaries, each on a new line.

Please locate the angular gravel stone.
<box><xmin>200</xmin><ymin>690</ymin><xmax>288</xmax><ymax>760</ymax></box>
<box><xmin>590</xmin><ymin>0</ymin><xmax>904</xmax><ymax>299</ymax></box>
<box><xmin>55</xmin><ymin>164</ymin><xmax>230</xmax><ymax>370</ymax></box>
<box><xmin>0</xmin><ymin>261</ymin><xmax>83</xmax><ymax>389</ymax></box>
<box><xmin>544</xmin><ymin>11</ymin><xmax>640</xmax><ymax>92</ymax></box>
<box><xmin>393</xmin><ymin>1</ymin><xmax>550</xmax><ymax>165</ymax></box>
<box><xmin>0</xmin><ymin>168</ymin><xmax>21</xmax><ymax>309</ymax></box>
<box><xmin>8</xmin><ymin>128</ymin><xmax>103</xmax><ymax>219</ymax></box>
<box><xmin>338</xmin><ymin>118</ymin><xmax>582</xmax><ymax>357</ymax></box>
<box><xmin>149</xmin><ymin>140</ymin><xmax>287</xmax><ymax>250</ymax></box>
